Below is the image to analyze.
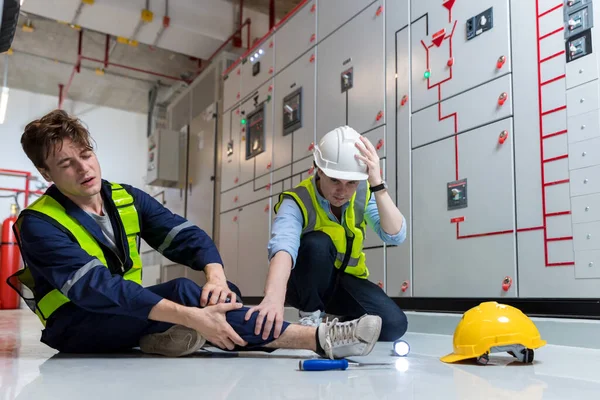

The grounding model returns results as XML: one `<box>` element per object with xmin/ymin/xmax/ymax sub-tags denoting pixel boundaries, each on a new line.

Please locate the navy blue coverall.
<box><xmin>17</xmin><ymin>180</ymin><xmax>289</xmax><ymax>353</ymax></box>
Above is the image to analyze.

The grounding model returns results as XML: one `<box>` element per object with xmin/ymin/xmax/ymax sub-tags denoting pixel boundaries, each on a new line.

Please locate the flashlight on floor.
<box><xmin>393</xmin><ymin>340</ymin><xmax>410</xmax><ymax>357</ymax></box>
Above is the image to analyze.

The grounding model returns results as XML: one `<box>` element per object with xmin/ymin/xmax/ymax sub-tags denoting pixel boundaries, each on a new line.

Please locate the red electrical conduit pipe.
<box><xmin>188</xmin><ymin>18</ymin><xmax>252</xmax><ymax>82</ymax></box>
<box><xmin>59</xmin><ymin>16</ymin><xmax>254</xmax><ymax>109</ymax></box>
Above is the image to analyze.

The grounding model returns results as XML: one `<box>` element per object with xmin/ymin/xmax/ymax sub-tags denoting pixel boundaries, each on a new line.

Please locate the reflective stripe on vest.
<box><xmin>275</xmin><ymin>176</ymin><xmax>370</xmax><ymax>279</ymax></box>
<box><xmin>18</xmin><ymin>182</ymin><xmax>142</xmax><ymax>326</ymax></box>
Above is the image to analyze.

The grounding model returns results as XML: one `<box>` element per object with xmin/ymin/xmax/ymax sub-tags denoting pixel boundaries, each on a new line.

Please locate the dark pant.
<box><xmin>285</xmin><ymin>231</ymin><xmax>408</xmax><ymax>342</ymax></box>
<box><xmin>46</xmin><ymin>278</ymin><xmax>290</xmax><ymax>353</ymax></box>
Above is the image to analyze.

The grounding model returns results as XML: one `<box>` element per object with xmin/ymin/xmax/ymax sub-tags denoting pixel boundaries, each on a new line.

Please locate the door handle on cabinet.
<box><xmin>502</xmin><ymin>276</ymin><xmax>512</xmax><ymax>291</ymax></box>
<box><xmin>401</xmin><ymin>281</ymin><xmax>409</xmax><ymax>292</ymax></box>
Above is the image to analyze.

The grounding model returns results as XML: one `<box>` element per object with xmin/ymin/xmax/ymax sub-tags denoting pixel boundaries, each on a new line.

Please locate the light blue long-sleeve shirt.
<box><xmin>267</xmin><ymin>179</ymin><xmax>407</xmax><ymax>267</ymax></box>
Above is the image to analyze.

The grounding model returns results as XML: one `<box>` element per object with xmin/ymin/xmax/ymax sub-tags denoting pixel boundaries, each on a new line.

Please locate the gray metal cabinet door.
<box><xmin>411</xmin><ymin>75</ymin><xmax>513</xmax><ymax>148</ymax></box>
<box><xmin>236</xmin><ymin>201</ymin><xmax>272</xmax><ymax>296</ymax></box>
<box><xmin>385</xmin><ymin>245</ymin><xmax>411</xmax><ymax>297</ymax></box>
<box><xmin>316</xmin><ymin>0</ymin><xmax>385</xmax><ymax>140</ymax></box>
<box><xmin>223</xmin><ymin>67</ymin><xmax>242</xmax><ymax>113</ymax></box>
<box><xmin>218</xmin><ymin>209</ymin><xmax>240</xmax><ymax>284</ymax></box>
<box><xmin>239</xmin><ymin>80</ymin><xmax>274</xmax><ymax>186</ymax></box>
<box><xmin>242</xmin><ymin>37</ymin><xmax>275</xmax><ymax>100</ymax></box>
<box><xmin>386</xmin><ymin>6</ymin><xmax>411</xmax><ymax>299</ymax></box>
<box><xmin>187</xmin><ymin>105</ymin><xmax>217</xmax><ymax>237</ymax></box>
<box><xmin>364</xmin><ymin>247</ymin><xmax>385</xmax><ymax>291</ymax></box>
<box><xmin>410</xmin><ymin>0</ymin><xmax>512</xmax><ymax>111</ymax></box>
<box><xmin>221</xmin><ymin>107</ymin><xmax>241</xmax><ymax>192</ymax></box>
<box><xmin>273</xmin><ymin>51</ymin><xmax>316</xmax><ymax>171</ymax></box>
<box><xmin>412</xmin><ymin>118</ymin><xmax>517</xmax><ymax>297</ymax></box>
<box><xmin>164</xmin><ymin>126</ymin><xmax>187</xmax><ymax>217</ymax></box>
<box><xmin>317</xmin><ymin>0</ymin><xmax>376</xmax><ymax>41</ymax></box>
<box><xmin>275</xmin><ymin>0</ymin><xmax>316</xmax><ymax>72</ymax></box>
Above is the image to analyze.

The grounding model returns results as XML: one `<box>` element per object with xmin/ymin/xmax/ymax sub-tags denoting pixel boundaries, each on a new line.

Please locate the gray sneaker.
<box><xmin>298</xmin><ymin>310</ymin><xmax>323</xmax><ymax>326</ymax></box>
<box><xmin>139</xmin><ymin>325</ymin><xmax>206</xmax><ymax>357</ymax></box>
<box><xmin>317</xmin><ymin>314</ymin><xmax>382</xmax><ymax>359</ymax></box>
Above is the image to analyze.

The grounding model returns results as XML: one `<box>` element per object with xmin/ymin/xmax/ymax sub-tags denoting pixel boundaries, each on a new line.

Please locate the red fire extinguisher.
<box><xmin>0</xmin><ymin>204</ymin><xmax>21</xmax><ymax>309</ymax></box>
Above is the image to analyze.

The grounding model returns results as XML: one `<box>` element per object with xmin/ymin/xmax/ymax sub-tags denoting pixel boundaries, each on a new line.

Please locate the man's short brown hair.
<box><xmin>21</xmin><ymin>109</ymin><xmax>95</xmax><ymax>169</ymax></box>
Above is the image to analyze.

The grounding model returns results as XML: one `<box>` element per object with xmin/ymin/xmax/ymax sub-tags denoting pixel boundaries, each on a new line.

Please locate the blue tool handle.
<box><xmin>300</xmin><ymin>359</ymin><xmax>349</xmax><ymax>371</ymax></box>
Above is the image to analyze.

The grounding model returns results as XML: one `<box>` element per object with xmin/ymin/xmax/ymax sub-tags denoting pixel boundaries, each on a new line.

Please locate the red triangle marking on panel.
<box><xmin>443</xmin><ymin>0</ymin><xmax>456</xmax><ymax>12</ymax></box>
<box><xmin>432</xmin><ymin>28</ymin><xmax>446</xmax><ymax>47</ymax></box>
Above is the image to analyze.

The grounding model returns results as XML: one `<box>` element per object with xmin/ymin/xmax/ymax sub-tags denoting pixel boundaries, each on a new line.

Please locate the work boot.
<box><xmin>139</xmin><ymin>325</ymin><xmax>206</xmax><ymax>357</ymax></box>
<box><xmin>317</xmin><ymin>314</ymin><xmax>382</xmax><ymax>359</ymax></box>
<box><xmin>298</xmin><ymin>310</ymin><xmax>323</xmax><ymax>326</ymax></box>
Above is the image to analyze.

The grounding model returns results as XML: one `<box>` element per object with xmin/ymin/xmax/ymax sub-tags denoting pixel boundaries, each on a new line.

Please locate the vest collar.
<box><xmin>45</xmin><ymin>180</ymin><xmax>118</xmax><ymax>250</ymax></box>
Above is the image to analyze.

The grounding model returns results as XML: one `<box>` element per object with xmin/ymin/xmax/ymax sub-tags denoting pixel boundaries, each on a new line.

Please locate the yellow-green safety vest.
<box><xmin>274</xmin><ymin>175</ymin><xmax>371</xmax><ymax>279</ymax></box>
<box><xmin>11</xmin><ymin>183</ymin><xmax>143</xmax><ymax>326</ymax></box>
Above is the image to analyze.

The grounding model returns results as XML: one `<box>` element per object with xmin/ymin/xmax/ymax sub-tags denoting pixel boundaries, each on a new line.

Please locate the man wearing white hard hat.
<box><xmin>244</xmin><ymin>126</ymin><xmax>408</xmax><ymax>342</ymax></box>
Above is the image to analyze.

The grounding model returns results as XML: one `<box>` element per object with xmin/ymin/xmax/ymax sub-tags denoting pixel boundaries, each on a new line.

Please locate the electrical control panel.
<box><xmin>564</xmin><ymin>1</ymin><xmax>594</xmax><ymax>62</ymax></box>
<box><xmin>447</xmin><ymin>179</ymin><xmax>468</xmax><ymax>210</ymax></box>
<box><xmin>466</xmin><ymin>7</ymin><xmax>494</xmax><ymax>41</ymax></box>
<box><xmin>567</xmin><ymin>30</ymin><xmax>593</xmax><ymax>62</ymax></box>
<box><xmin>146</xmin><ymin>128</ymin><xmax>180</xmax><ymax>188</ymax></box>
<box><xmin>565</xmin><ymin>2</ymin><xmax>594</xmax><ymax>38</ymax></box>
<box><xmin>282</xmin><ymin>87</ymin><xmax>302</xmax><ymax>135</ymax></box>
<box><xmin>245</xmin><ymin>103</ymin><xmax>266</xmax><ymax>160</ymax></box>
<box><xmin>215</xmin><ymin>0</ymin><xmax>600</xmax><ymax>302</ymax></box>
<box><xmin>566</xmin><ymin>0</ymin><xmax>593</xmax><ymax>10</ymax></box>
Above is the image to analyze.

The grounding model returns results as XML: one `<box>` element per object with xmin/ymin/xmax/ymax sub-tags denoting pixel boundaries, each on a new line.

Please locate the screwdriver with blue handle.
<box><xmin>299</xmin><ymin>359</ymin><xmax>395</xmax><ymax>371</ymax></box>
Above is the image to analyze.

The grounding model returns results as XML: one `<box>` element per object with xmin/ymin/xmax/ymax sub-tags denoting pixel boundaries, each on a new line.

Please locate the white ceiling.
<box><xmin>7</xmin><ymin>0</ymin><xmax>301</xmax><ymax>114</ymax></box>
<box><xmin>21</xmin><ymin>0</ymin><xmax>242</xmax><ymax>59</ymax></box>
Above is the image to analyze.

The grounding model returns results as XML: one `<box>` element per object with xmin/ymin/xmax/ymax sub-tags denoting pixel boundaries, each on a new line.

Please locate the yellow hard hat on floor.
<box><xmin>440</xmin><ymin>301</ymin><xmax>546</xmax><ymax>364</ymax></box>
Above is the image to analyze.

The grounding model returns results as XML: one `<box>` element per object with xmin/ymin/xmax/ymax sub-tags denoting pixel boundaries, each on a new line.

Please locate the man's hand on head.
<box><xmin>200</xmin><ymin>263</ymin><xmax>238</xmax><ymax>307</ymax></box>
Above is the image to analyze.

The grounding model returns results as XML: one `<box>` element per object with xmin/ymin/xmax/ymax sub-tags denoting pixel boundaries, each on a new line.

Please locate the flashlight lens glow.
<box><xmin>394</xmin><ymin>340</ymin><xmax>410</xmax><ymax>356</ymax></box>
<box><xmin>395</xmin><ymin>358</ymin><xmax>409</xmax><ymax>372</ymax></box>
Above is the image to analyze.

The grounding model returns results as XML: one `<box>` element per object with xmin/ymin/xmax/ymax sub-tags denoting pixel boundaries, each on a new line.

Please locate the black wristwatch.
<box><xmin>371</xmin><ymin>181</ymin><xmax>388</xmax><ymax>193</ymax></box>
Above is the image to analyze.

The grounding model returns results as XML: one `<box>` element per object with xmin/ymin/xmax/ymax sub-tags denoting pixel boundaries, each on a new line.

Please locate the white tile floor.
<box><xmin>2</xmin><ymin>309</ymin><xmax>600</xmax><ymax>399</ymax></box>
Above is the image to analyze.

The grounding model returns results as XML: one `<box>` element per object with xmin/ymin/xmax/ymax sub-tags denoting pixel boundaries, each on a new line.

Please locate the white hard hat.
<box><xmin>313</xmin><ymin>126</ymin><xmax>369</xmax><ymax>181</ymax></box>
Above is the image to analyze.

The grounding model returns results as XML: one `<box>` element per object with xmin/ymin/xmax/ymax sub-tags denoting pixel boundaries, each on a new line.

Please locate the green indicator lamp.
<box><xmin>241</xmin><ymin>118</ymin><xmax>247</xmax><ymax>124</ymax></box>
<box><xmin>424</xmin><ymin>69</ymin><xmax>431</xmax><ymax>79</ymax></box>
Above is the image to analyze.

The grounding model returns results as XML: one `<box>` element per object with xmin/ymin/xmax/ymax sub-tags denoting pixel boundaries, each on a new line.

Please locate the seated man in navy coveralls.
<box><xmin>8</xmin><ymin>110</ymin><xmax>382</xmax><ymax>359</ymax></box>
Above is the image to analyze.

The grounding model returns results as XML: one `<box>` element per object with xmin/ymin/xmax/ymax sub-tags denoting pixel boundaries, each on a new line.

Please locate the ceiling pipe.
<box><xmin>81</xmin><ymin>56</ymin><xmax>188</xmax><ymax>82</ymax></box>
<box><xmin>269</xmin><ymin>0</ymin><xmax>275</xmax><ymax>30</ymax></box>
<box><xmin>151</xmin><ymin>0</ymin><xmax>170</xmax><ymax>49</ymax></box>
<box><xmin>104</xmin><ymin>34</ymin><xmax>109</xmax><ymax>68</ymax></box>
<box><xmin>59</xmin><ymin>29</ymin><xmax>83</xmax><ymax>109</ymax></box>
<box><xmin>70</xmin><ymin>1</ymin><xmax>84</xmax><ymax>26</ymax></box>
<box><xmin>14</xmin><ymin>48</ymin><xmax>170</xmax><ymax>85</ymax></box>
<box><xmin>188</xmin><ymin>17</ymin><xmax>252</xmax><ymax>83</ymax></box>
<box><xmin>70</xmin><ymin>0</ymin><xmax>94</xmax><ymax>28</ymax></box>
<box><xmin>128</xmin><ymin>0</ymin><xmax>153</xmax><ymax>46</ymax></box>
<box><xmin>233</xmin><ymin>0</ymin><xmax>244</xmax><ymax>47</ymax></box>
<box><xmin>59</xmin><ymin>27</ymin><xmax>187</xmax><ymax>109</ymax></box>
